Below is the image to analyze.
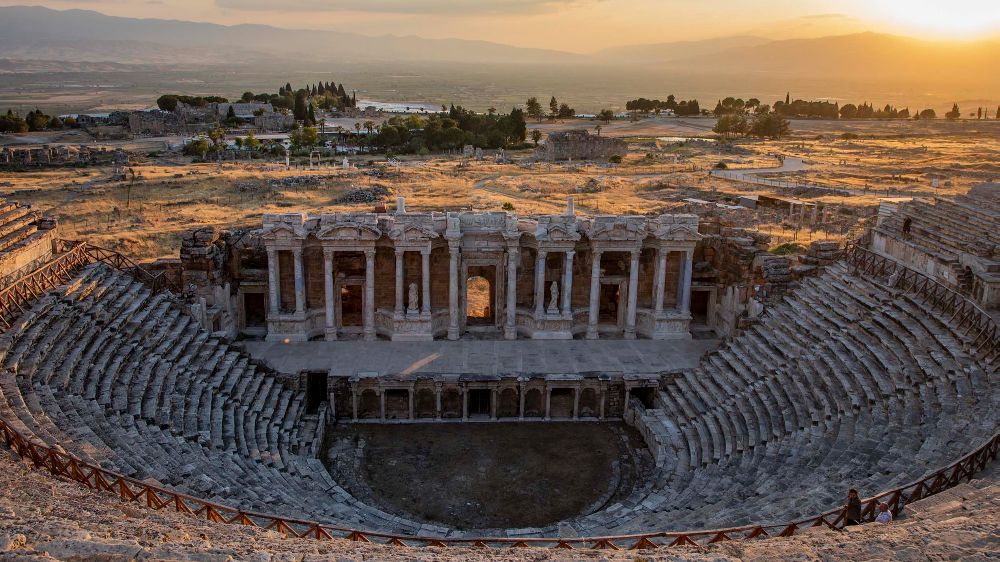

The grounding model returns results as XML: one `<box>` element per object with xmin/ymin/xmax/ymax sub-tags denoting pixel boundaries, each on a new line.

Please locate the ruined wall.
<box><xmin>535</xmin><ymin>130</ymin><xmax>627</xmax><ymax>162</ymax></box>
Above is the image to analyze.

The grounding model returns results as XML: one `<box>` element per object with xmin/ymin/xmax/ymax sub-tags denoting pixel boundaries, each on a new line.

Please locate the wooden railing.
<box><xmin>0</xmin><ymin>241</ymin><xmax>178</xmax><ymax>330</ymax></box>
<box><xmin>845</xmin><ymin>243</ymin><xmax>999</xmax><ymax>367</ymax></box>
<box><xmin>1</xmin><ymin>416</ymin><xmax>995</xmax><ymax>549</ymax></box>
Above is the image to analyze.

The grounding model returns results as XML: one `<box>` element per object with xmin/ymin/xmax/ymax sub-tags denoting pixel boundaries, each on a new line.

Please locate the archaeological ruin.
<box><xmin>0</xmin><ymin>190</ymin><xmax>996</xmax><ymax>550</ymax></box>
<box><xmin>535</xmin><ymin>129</ymin><xmax>628</xmax><ymax>161</ymax></box>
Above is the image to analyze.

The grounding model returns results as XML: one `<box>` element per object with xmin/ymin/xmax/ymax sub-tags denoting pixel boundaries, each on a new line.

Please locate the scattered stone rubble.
<box><xmin>334</xmin><ymin>184</ymin><xmax>392</xmax><ymax>204</ymax></box>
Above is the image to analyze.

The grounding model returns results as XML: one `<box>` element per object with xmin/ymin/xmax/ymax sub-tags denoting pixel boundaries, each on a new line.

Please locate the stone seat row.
<box><xmin>0</xmin><ymin>264</ymin><xmax>429</xmax><ymax>536</ymax></box>
<box><xmin>564</xmin><ymin>263</ymin><xmax>997</xmax><ymax>535</ymax></box>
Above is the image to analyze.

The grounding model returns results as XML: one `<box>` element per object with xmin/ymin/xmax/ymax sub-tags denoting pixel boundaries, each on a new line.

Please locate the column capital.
<box><xmin>323</xmin><ymin>247</ymin><xmax>335</xmax><ymax>259</ymax></box>
<box><xmin>395</xmin><ymin>248</ymin><xmax>405</xmax><ymax>257</ymax></box>
<box><xmin>420</xmin><ymin>247</ymin><xmax>432</xmax><ymax>256</ymax></box>
<box><xmin>292</xmin><ymin>247</ymin><xmax>303</xmax><ymax>257</ymax></box>
<box><xmin>364</xmin><ymin>249</ymin><xmax>376</xmax><ymax>259</ymax></box>
<box><xmin>630</xmin><ymin>249</ymin><xmax>641</xmax><ymax>260</ymax></box>
<box><xmin>565</xmin><ymin>250</ymin><xmax>576</xmax><ymax>259</ymax></box>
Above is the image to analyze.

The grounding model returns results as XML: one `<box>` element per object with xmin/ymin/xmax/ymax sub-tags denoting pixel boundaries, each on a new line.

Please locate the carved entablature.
<box><xmin>649</xmin><ymin>214</ymin><xmax>702</xmax><ymax>246</ymax></box>
<box><xmin>457</xmin><ymin>211</ymin><xmax>509</xmax><ymax>233</ymax></box>
<box><xmin>387</xmin><ymin>213</ymin><xmax>439</xmax><ymax>249</ymax></box>
<box><xmin>533</xmin><ymin>215</ymin><xmax>581</xmax><ymax>251</ymax></box>
<box><xmin>585</xmin><ymin>216</ymin><xmax>648</xmax><ymax>251</ymax></box>
<box><xmin>261</xmin><ymin>213</ymin><xmax>308</xmax><ymax>249</ymax></box>
<box><xmin>316</xmin><ymin>213</ymin><xmax>382</xmax><ymax>245</ymax></box>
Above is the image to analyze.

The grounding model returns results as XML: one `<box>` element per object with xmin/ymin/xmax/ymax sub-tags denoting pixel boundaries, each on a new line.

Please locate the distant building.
<box><xmin>215</xmin><ymin>102</ymin><xmax>274</xmax><ymax>121</ymax></box>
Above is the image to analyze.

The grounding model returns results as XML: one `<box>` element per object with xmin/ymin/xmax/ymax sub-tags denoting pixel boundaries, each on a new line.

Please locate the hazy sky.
<box><xmin>5</xmin><ymin>0</ymin><xmax>999</xmax><ymax>51</ymax></box>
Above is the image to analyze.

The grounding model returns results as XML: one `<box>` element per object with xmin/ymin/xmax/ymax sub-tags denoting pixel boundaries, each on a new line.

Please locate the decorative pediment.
<box><xmin>316</xmin><ymin>222</ymin><xmax>382</xmax><ymax>241</ymax></box>
<box><xmin>650</xmin><ymin>214</ymin><xmax>702</xmax><ymax>242</ymax></box>
<box><xmin>260</xmin><ymin>222</ymin><xmax>308</xmax><ymax>241</ymax></box>
<box><xmin>535</xmin><ymin>220</ymin><xmax>581</xmax><ymax>242</ymax></box>
<box><xmin>388</xmin><ymin>222</ymin><xmax>439</xmax><ymax>243</ymax></box>
<box><xmin>261</xmin><ymin>213</ymin><xmax>307</xmax><ymax>241</ymax></box>
<box><xmin>586</xmin><ymin>217</ymin><xmax>647</xmax><ymax>242</ymax></box>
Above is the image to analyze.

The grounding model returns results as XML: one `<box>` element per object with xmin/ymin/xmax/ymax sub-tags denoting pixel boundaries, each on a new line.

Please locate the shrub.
<box><xmin>770</xmin><ymin>242</ymin><xmax>805</xmax><ymax>255</ymax></box>
<box><xmin>840</xmin><ymin>132</ymin><xmax>859</xmax><ymax>140</ymax></box>
<box><xmin>501</xmin><ymin>202</ymin><xmax>515</xmax><ymax>211</ymax></box>
<box><xmin>714</xmin><ymin>161</ymin><xmax>728</xmax><ymax>169</ymax></box>
<box><xmin>609</xmin><ymin>155</ymin><xmax>623</xmax><ymax>164</ymax></box>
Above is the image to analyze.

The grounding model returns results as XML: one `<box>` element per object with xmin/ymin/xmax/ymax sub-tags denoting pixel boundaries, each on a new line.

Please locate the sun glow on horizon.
<box><xmin>861</xmin><ymin>0</ymin><xmax>1000</xmax><ymax>39</ymax></box>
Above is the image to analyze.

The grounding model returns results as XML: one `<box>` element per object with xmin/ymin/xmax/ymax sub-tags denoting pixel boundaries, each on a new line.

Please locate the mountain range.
<box><xmin>0</xmin><ymin>5</ymin><xmax>998</xmax><ymax>89</ymax></box>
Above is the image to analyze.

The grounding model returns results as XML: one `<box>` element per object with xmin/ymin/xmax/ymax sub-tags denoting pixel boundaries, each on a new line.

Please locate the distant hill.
<box><xmin>592</xmin><ymin>36</ymin><xmax>770</xmax><ymax>64</ymax></box>
<box><xmin>0</xmin><ymin>5</ymin><xmax>583</xmax><ymax>65</ymax></box>
<box><xmin>683</xmin><ymin>32</ymin><xmax>1000</xmax><ymax>85</ymax></box>
<box><xmin>0</xmin><ymin>6</ymin><xmax>997</xmax><ymax>97</ymax></box>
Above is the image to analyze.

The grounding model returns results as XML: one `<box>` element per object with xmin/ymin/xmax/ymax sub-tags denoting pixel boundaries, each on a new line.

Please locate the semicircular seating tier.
<box><xmin>0</xmin><ymin>261</ymin><xmax>996</xmax><ymax>539</ymax></box>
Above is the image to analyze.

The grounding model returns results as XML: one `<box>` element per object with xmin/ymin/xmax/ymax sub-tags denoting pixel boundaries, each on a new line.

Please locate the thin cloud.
<box><xmin>214</xmin><ymin>0</ymin><xmax>602</xmax><ymax>15</ymax></box>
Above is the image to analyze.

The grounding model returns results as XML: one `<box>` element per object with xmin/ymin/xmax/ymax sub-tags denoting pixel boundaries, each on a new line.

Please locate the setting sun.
<box><xmin>861</xmin><ymin>0</ymin><xmax>1000</xmax><ymax>38</ymax></box>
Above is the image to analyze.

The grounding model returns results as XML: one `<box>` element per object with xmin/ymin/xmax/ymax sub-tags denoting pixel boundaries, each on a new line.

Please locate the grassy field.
<box><xmin>1</xmin><ymin>119</ymin><xmax>996</xmax><ymax>261</ymax></box>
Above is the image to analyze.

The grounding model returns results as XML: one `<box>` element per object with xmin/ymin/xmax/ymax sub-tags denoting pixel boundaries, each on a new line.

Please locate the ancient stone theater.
<box><xmin>0</xmin><ymin>191</ymin><xmax>997</xmax><ymax>552</ymax></box>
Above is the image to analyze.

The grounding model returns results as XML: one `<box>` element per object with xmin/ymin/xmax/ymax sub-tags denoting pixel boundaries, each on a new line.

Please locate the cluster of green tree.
<box><xmin>712</xmin><ymin>97</ymin><xmax>764</xmax><ymax>116</ymax></box>
<box><xmin>524</xmin><ymin>96</ymin><xmax>576</xmax><ymax>122</ymax></box>
<box><xmin>838</xmin><ymin>103</ymin><xmax>909</xmax><ymax>119</ymax></box>
<box><xmin>772</xmin><ymin>96</ymin><xmax>840</xmax><ymax>119</ymax></box>
<box><xmin>712</xmin><ymin>112</ymin><xmax>790</xmax><ymax>139</ymax></box>
<box><xmin>155</xmin><ymin>95</ymin><xmax>228</xmax><ymax>112</ymax></box>
<box><xmin>0</xmin><ymin>108</ymin><xmax>71</xmax><ymax>132</ymax></box>
<box><xmin>623</xmin><ymin>95</ymin><xmax>702</xmax><ymax>116</ymax></box>
<box><xmin>370</xmin><ymin>105</ymin><xmax>528</xmax><ymax>152</ymax></box>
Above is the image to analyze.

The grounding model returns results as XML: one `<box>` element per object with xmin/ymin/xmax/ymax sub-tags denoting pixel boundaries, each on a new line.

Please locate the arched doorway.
<box><xmin>466</xmin><ymin>276</ymin><xmax>493</xmax><ymax>326</ymax></box>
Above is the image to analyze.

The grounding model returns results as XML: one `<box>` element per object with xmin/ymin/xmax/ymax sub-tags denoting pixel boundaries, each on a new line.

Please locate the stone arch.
<box><xmin>442</xmin><ymin>388</ymin><xmax>462</xmax><ymax>419</ymax></box>
<box><xmin>523</xmin><ymin>388</ymin><xmax>543</xmax><ymax>418</ymax></box>
<box><xmin>415</xmin><ymin>388</ymin><xmax>436</xmax><ymax>418</ymax></box>
<box><xmin>579</xmin><ymin>387</ymin><xmax>598</xmax><ymax>418</ymax></box>
<box><xmin>497</xmin><ymin>387</ymin><xmax>519</xmax><ymax>418</ymax></box>
<box><xmin>358</xmin><ymin>389</ymin><xmax>379</xmax><ymax>419</ymax></box>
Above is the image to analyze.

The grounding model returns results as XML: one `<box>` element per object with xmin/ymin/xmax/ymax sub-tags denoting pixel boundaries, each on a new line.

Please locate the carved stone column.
<box><xmin>561</xmin><ymin>250</ymin><xmax>575</xmax><ymax>318</ymax></box>
<box><xmin>292</xmin><ymin>247</ymin><xmax>305</xmax><ymax>314</ymax></box>
<box><xmin>544</xmin><ymin>385</ymin><xmax>552</xmax><ymax>421</ymax></box>
<box><xmin>505</xmin><ymin>247</ymin><xmax>518</xmax><ymax>340</ymax></box>
<box><xmin>267</xmin><ymin>248</ymin><xmax>279</xmax><ymax>314</ymax></box>
<box><xmin>573</xmin><ymin>387</ymin><xmax>580</xmax><ymax>420</ymax></box>
<box><xmin>379</xmin><ymin>389</ymin><xmax>386</xmax><ymax>421</ymax></box>
<box><xmin>363</xmin><ymin>250</ymin><xmax>376</xmax><ymax>341</ymax></box>
<box><xmin>490</xmin><ymin>387</ymin><xmax>498</xmax><ymax>421</ymax></box>
<box><xmin>624</xmin><ymin>249</ymin><xmax>640</xmax><ymax>339</ymax></box>
<box><xmin>462</xmin><ymin>388</ymin><xmax>469</xmax><ymax>421</ymax></box>
<box><xmin>681</xmin><ymin>249</ymin><xmax>694</xmax><ymax>314</ymax></box>
<box><xmin>351</xmin><ymin>388</ymin><xmax>358</xmax><ymax>421</ymax></box>
<box><xmin>534</xmin><ymin>250</ymin><xmax>547</xmax><ymax>318</ymax></box>
<box><xmin>408</xmin><ymin>385</ymin><xmax>415</xmax><ymax>420</ymax></box>
<box><xmin>654</xmin><ymin>247</ymin><xmax>666</xmax><ymax>314</ymax></box>
<box><xmin>323</xmin><ymin>248</ymin><xmax>336</xmax><ymax>340</ymax></box>
<box><xmin>394</xmin><ymin>249</ymin><xmax>404</xmax><ymax>318</ymax></box>
<box><xmin>518</xmin><ymin>381</ymin><xmax>526</xmax><ymax>420</ymax></box>
<box><xmin>586</xmin><ymin>250</ymin><xmax>602</xmax><ymax>339</ymax></box>
<box><xmin>421</xmin><ymin>248</ymin><xmax>431</xmax><ymax>316</ymax></box>
<box><xmin>448</xmin><ymin>243</ymin><xmax>460</xmax><ymax>340</ymax></box>
<box><xmin>434</xmin><ymin>383</ymin><xmax>442</xmax><ymax>421</ymax></box>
